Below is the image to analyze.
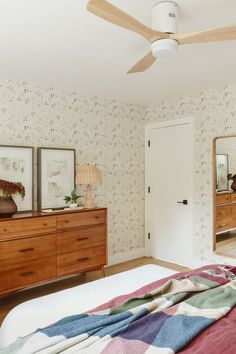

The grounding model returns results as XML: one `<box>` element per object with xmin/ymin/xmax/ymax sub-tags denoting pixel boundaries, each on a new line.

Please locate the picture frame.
<box><xmin>216</xmin><ymin>154</ymin><xmax>229</xmax><ymax>191</ymax></box>
<box><xmin>37</xmin><ymin>147</ymin><xmax>76</xmax><ymax>210</ymax></box>
<box><xmin>0</xmin><ymin>145</ymin><xmax>34</xmax><ymax>212</ymax></box>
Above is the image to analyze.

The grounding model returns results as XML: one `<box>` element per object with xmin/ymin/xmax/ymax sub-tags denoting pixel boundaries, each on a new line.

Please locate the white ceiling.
<box><xmin>0</xmin><ymin>0</ymin><xmax>236</xmax><ymax>104</ymax></box>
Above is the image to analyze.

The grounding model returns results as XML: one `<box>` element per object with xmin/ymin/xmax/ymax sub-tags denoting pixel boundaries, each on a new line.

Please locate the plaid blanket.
<box><xmin>2</xmin><ymin>265</ymin><xmax>236</xmax><ymax>354</ymax></box>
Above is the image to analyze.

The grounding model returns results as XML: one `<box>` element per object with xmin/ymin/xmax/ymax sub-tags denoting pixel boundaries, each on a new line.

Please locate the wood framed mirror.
<box><xmin>213</xmin><ymin>135</ymin><xmax>236</xmax><ymax>258</ymax></box>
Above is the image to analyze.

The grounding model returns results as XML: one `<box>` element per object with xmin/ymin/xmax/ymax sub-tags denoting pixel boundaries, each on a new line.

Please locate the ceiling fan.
<box><xmin>87</xmin><ymin>0</ymin><xmax>236</xmax><ymax>74</ymax></box>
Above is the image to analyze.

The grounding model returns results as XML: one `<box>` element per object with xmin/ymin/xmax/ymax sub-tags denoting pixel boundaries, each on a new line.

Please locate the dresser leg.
<box><xmin>101</xmin><ymin>266</ymin><xmax>105</xmax><ymax>277</ymax></box>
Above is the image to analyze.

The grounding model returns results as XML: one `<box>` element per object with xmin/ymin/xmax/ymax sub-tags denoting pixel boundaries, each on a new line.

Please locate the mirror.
<box><xmin>214</xmin><ymin>136</ymin><xmax>236</xmax><ymax>258</ymax></box>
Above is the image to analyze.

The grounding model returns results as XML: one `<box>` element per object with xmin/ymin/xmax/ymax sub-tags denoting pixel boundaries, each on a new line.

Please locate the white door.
<box><xmin>145</xmin><ymin>118</ymin><xmax>193</xmax><ymax>267</ymax></box>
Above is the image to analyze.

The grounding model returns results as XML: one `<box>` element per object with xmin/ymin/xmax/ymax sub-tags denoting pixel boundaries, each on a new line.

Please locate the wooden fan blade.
<box><xmin>127</xmin><ymin>52</ymin><xmax>156</xmax><ymax>74</ymax></box>
<box><xmin>87</xmin><ymin>0</ymin><xmax>168</xmax><ymax>42</ymax></box>
<box><xmin>171</xmin><ymin>25</ymin><xmax>236</xmax><ymax>45</ymax></box>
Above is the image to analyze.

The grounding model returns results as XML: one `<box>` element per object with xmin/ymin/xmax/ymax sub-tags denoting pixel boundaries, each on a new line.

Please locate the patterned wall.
<box><xmin>146</xmin><ymin>83</ymin><xmax>236</xmax><ymax>266</ymax></box>
<box><xmin>1</xmin><ymin>79</ymin><xmax>236</xmax><ymax>265</ymax></box>
<box><xmin>0</xmin><ymin>80</ymin><xmax>146</xmax><ymax>257</ymax></box>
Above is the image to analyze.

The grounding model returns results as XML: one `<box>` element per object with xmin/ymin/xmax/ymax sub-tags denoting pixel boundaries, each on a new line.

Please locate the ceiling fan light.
<box><xmin>151</xmin><ymin>39</ymin><xmax>179</xmax><ymax>58</ymax></box>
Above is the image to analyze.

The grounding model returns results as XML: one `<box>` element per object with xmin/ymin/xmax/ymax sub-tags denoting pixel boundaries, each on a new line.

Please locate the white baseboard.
<box><xmin>192</xmin><ymin>259</ymin><xmax>213</xmax><ymax>269</ymax></box>
<box><xmin>108</xmin><ymin>249</ymin><xmax>213</xmax><ymax>270</ymax></box>
<box><xmin>108</xmin><ymin>248</ymin><xmax>146</xmax><ymax>266</ymax></box>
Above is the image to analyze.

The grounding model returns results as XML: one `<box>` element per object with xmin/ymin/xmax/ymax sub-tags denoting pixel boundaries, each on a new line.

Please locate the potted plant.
<box><xmin>64</xmin><ymin>190</ymin><xmax>83</xmax><ymax>209</ymax></box>
<box><xmin>0</xmin><ymin>179</ymin><xmax>25</xmax><ymax>218</ymax></box>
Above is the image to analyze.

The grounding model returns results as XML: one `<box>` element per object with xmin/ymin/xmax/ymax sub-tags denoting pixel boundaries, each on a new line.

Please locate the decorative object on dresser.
<box><xmin>0</xmin><ymin>179</ymin><xmax>25</xmax><ymax>218</ymax></box>
<box><xmin>227</xmin><ymin>173</ymin><xmax>236</xmax><ymax>192</ymax></box>
<box><xmin>0</xmin><ymin>145</ymin><xmax>34</xmax><ymax>211</ymax></box>
<box><xmin>64</xmin><ymin>190</ymin><xmax>83</xmax><ymax>209</ymax></box>
<box><xmin>0</xmin><ymin>208</ymin><xmax>107</xmax><ymax>296</ymax></box>
<box><xmin>37</xmin><ymin>147</ymin><xmax>76</xmax><ymax>210</ymax></box>
<box><xmin>76</xmin><ymin>164</ymin><xmax>102</xmax><ymax>208</ymax></box>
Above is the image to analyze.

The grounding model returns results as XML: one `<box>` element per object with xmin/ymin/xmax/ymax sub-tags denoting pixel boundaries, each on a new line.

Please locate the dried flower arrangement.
<box><xmin>0</xmin><ymin>179</ymin><xmax>25</xmax><ymax>199</ymax></box>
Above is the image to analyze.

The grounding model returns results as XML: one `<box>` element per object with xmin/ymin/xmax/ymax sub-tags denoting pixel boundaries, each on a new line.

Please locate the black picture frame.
<box><xmin>0</xmin><ymin>145</ymin><xmax>34</xmax><ymax>212</ymax></box>
<box><xmin>37</xmin><ymin>147</ymin><xmax>76</xmax><ymax>210</ymax></box>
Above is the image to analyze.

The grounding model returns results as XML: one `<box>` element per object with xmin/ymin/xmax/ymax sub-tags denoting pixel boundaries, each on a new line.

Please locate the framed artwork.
<box><xmin>216</xmin><ymin>154</ymin><xmax>229</xmax><ymax>191</ymax></box>
<box><xmin>37</xmin><ymin>148</ymin><xmax>75</xmax><ymax>209</ymax></box>
<box><xmin>0</xmin><ymin>145</ymin><xmax>34</xmax><ymax>211</ymax></box>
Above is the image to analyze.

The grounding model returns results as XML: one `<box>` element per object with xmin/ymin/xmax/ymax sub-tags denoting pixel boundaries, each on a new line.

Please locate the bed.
<box><xmin>1</xmin><ymin>263</ymin><xmax>236</xmax><ymax>353</ymax></box>
<box><xmin>0</xmin><ymin>264</ymin><xmax>177</xmax><ymax>349</ymax></box>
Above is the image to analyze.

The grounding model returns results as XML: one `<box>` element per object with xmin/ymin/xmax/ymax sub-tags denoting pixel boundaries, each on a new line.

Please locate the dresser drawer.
<box><xmin>0</xmin><ymin>216</ymin><xmax>56</xmax><ymax>241</ymax></box>
<box><xmin>215</xmin><ymin>217</ymin><xmax>231</xmax><ymax>233</ymax></box>
<box><xmin>0</xmin><ymin>234</ymin><xmax>56</xmax><ymax>267</ymax></box>
<box><xmin>231</xmin><ymin>204</ymin><xmax>236</xmax><ymax>229</ymax></box>
<box><xmin>216</xmin><ymin>205</ymin><xmax>231</xmax><ymax>218</ymax></box>
<box><xmin>231</xmin><ymin>203</ymin><xmax>236</xmax><ymax>215</ymax></box>
<box><xmin>215</xmin><ymin>194</ymin><xmax>230</xmax><ymax>205</ymax></box>
<box><xmin>0</xmin><ymin>256</ymin><xmax>56</xmax><ymax>293</ymax></box>
<box><xmin>57</xmin><ymin>246</ymin><xmax>106</xmax><ymax>276</ymax></box>
<box><xmin>57</xmin><ymin>210</ymin><xmax>106</xmax><ymax>230</ymax></box>
<box><xmin>231</xmin><ymin>193</ymin><xmax>236</xmax><ymax>203</ymax></box>
<box><xmin>57</xmin><ymin>226</ymin><xmax>106</xmax><ymax>254</ymax></box>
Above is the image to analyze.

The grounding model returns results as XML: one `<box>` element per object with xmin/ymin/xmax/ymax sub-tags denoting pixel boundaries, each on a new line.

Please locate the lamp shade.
<box><xmin>76</xmin><ymin>165</ymin><xmax>102</xmax><ymax>185</ymax></box>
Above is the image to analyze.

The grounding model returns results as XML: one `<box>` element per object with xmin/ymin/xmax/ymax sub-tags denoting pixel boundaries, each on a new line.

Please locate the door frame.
<box><xmin>145</xmin><ymin>117</ymin><xmax>194</xmax><ymax>264</ymax></box>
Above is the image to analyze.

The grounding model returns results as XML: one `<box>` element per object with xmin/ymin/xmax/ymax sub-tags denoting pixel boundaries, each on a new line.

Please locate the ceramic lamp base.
<box><xmin>84</xmin><ymin>184</ymin><xmax>96</xmax><ymax>208</ymax></box>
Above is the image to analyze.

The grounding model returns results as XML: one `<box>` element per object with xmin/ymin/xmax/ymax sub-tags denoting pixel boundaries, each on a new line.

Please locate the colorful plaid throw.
<box><xmin>2</xmin><ymin>266</ymin><xmax>236</xmax><ymax>354</ymax></box>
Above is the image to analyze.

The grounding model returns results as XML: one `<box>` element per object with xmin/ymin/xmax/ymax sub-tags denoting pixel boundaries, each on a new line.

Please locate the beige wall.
<box><xmin>1</xmin><ymin>79</ymin><xmax>236</xmax><ymax>266</ymax></box>
<box><xmin>0</xmin><ymin>80</ymin><xmax>146</xmax><ymax>261</ymax></box>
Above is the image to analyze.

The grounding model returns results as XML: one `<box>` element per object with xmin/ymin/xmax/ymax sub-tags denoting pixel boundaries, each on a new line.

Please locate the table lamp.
<box><xmin>76</xmin><ymin>164</ymin><xmax>102</xmax><ymax>208</ymax></box>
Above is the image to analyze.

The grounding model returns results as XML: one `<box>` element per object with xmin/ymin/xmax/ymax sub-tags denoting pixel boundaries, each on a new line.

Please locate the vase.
<box><xmin>0</xmin><ymin>197</ymin><xmax>17</xmax><ymax>218</ymax></box>
<box><xmin>231</xmin><ymin>181</ymin><xmax>236</xmax><ymax>192</ymax></box>
<box><xmin>69</xmin><ymin>203</ymin><xmax>77</xmax><ymax>209</ymax></box>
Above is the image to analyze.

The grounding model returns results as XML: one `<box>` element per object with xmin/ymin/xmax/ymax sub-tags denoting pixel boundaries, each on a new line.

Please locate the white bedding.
<box><xmin>0</xmin><ymin>264</ymin><xmax>177</xmax><ymax>349</ymax></box>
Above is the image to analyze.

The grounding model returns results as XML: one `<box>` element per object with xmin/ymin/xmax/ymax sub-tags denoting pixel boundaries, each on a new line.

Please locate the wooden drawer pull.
<box><xmin>219</xmin><ymin>224</ymin><xmax>226</xmax><ymax>227</ymax></box>
<box><xmin>19</xmin><ymin>271</ymin><xmax>34</xmax><ymax>277</ymax></box>
<box><xmin>76</xmin><ymin>237</ymin><xmax>89</xmax><ymax>242</ymax></box>
<box><xmin>77</xmin><ymin>257</ymin><xmax>89</xmax><ymax>263</ymax></box>
<box><xmin>19</xmin><ymin>247</ymin><xmax>34</xmax><ymax>253</ymax></box>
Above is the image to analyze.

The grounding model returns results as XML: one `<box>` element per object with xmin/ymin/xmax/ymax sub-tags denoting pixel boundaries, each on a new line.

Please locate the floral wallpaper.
<box><xmin>146</xmin><ymin>83</ymin><xmax>236</xmax><ymax>266</ymax></box>
<box><xmin>0</xmin><ymin>80</ymin><xmax>146</xmax><ymax>257</ymax></box>
<box><xmin>1</xmin><ymin>79</ymin><xmax>236</xmax><ymax>266</ymax></box>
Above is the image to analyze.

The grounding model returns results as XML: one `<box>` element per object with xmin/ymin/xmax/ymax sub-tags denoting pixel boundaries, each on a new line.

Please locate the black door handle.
<box><xmin>177</xmin><ymin>200</ymin><xmax>188</xmax><ymax>205</ymax></box>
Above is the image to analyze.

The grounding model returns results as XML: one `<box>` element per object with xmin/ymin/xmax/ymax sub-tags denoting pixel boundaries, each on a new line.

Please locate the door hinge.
<box><xmin>148</xmin><ymin>140</ymin><xmax>150</xmax><ymax>147</ymax></box>
<box><xmin>148</xmin><ymin>186</ymin><xmax>151</xmax><ymax>193</ymax></box>
<box><xmin>148</xmin><ymin>233</ymin><xmax>151</xmax><ymax>240</ymax></box>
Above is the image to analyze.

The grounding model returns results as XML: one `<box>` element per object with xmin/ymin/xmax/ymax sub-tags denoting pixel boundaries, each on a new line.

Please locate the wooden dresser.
<box><xmin>215</xmin><ymin>193</ymin><xmax>236</xmax><ymax>233</ymax></box>
<box><xmin>0</xmin><ymin>208</ymin><xmax>107</xmax><ymax>296</ymax></box>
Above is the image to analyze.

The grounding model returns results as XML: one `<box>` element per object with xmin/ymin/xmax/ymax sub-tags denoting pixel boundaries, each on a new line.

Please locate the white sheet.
<box><xmin>0</xmin><ymin>264</ymin><xmax>177</xmax><ymax>349</ymax></box>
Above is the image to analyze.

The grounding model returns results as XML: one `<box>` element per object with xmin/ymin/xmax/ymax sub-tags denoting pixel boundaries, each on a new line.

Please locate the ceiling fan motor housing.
<box><xmin>152</xmin><ymin>1</ymin><xmax>179</xmax><ymax>33</ymax></box>
<box><xmin>151</xmin><ymin>1</ymin><xmax>179</xmax><ymax>58</ymax></box>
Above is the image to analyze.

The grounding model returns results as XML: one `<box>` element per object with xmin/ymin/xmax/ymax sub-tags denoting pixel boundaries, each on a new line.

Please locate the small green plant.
<box><xmin>64</xmin><ymin>190</ymin><xmax>83</xmax><ymax>205</ymax></box>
